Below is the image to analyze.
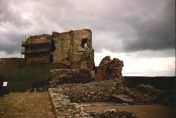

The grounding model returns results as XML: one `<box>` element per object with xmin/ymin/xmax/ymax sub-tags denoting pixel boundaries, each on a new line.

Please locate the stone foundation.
<box><xmin>48</xmin><ymin>86</ymin><xmax>135</xmax><ymax>118</ymax></box>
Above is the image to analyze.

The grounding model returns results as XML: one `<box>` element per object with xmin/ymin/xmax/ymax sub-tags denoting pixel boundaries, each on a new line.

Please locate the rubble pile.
<box><xmin>50</xmin><ymin>68</ymin><xmax>94</xmax><ymax>87</ymax></box>
<box><xmin>90</xmin><ymin>109</ymin><xmax>135</xmax><ymax>118</ymax></box>
<box><xmin>115</xmin><ymin>84</ymin><xmax>176</xmax><ymax>106</ymax></box>
<box><xmin>113</xmin><ymin>85</ymin><xmax>160</xmax><ymax>104</ymax></box>
<box><xmin>132</xmin><ymin>84</ymin><xmax>161</xmax><ymax>104</ymax></box>
<box><xmin>96</xmin><ymin>56</ymin><xmax>123</xmax><ymax>84</ymax></box>
<box><xmin>51</xmin><ymin>78</ymin><xmax>173</xmax><ymax>105</ymax></box>
<box><xmin>58</xmin><ymin>79</ymin><xmax>117</xmax><ymax>102</ymax></box>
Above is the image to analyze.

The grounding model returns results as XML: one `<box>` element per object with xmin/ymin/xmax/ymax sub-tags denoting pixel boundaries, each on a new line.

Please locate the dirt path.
<box><xmin>0</xmin><ymin>92</ymin><xmax>55</xmax><ymax>118</ymax></box>
<box><xmin>83</xmin><ymin>102</ymin><xmax>176</xmax><ymax>118</ymax></box>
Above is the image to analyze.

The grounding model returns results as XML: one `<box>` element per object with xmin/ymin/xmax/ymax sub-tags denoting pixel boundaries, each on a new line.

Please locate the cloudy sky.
<box><xmin>0</xmin><ymin>0</ymin><xmax>175</xmax><ymax>76</ymax></box>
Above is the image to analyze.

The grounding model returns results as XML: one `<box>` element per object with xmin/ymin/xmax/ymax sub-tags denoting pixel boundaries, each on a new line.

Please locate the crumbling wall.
<box><xmin>22</xmin><ymin>34</ymin><xmax>52</xmax><ymax>63</ymax></box>
<box><xmin>52</xmin><ymin>29</ymin><xmax>95</xmax><ymax>70</ymax></box>
<box><xmin>22</xmin><ymin>29</ymin><xmax>95</xmax><ymax>69</ymax></box>
<box><xmin>48</xmin><ymin>87</ymin><xmax>135</xmax><ymax>118</ymax></box>
<box><xmin>52</xmin><ymin>31</ymin><xmax>73</xmax><ymax>65</ymax></box>
<box><xmin>24</xmin><ymin>34</ymin><xmax>51</xmax><ymax>44</ymax></box>
<box><xmin>57</xmin><ymin>79</ymin><xmax>117</xmax><ymax>103</ymax></box>
<box><xmin>71</xmin><ymin>29</ymin><xmax>94</xmax><ymax>70</ymax></box>
<box><xmin>49</xmin><ymin>55</ymin><xmax>124</xmax><ymax>89</ymax></box>
<box><xmin>49</xmin><ymin>68</ymin><xmax>94</xmax><ymax>87</ymax></box>
<box><xmin>96</xmin><ymin>56</ymin><xmax>123</xmax><ymax>83</ymax></box>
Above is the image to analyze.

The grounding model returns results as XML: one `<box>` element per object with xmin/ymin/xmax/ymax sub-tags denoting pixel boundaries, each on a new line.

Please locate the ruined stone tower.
<box><xmin>22</xmin><ymin>29</ymin><xmax>95</xmax><ymax>70</ymax></box>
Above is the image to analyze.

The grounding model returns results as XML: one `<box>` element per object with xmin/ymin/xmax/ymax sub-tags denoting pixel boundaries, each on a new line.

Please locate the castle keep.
<box><xmin>22</xmin><ymin>29</ymin><xmax>95</xmax><ymax>70</ymax></box>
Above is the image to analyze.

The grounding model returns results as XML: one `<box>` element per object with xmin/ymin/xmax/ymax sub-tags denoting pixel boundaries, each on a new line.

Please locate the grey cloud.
<box><xmin>126</xmin><ymin>49</ymin><xmax>175</xmax><ymax>58</ymax></box>
<box><xmin>0</xmin><ymin>0</ymin><xmax>31</xmax><ymax>27</ymax></box>
<box><xmin>91</xmin><ymin>0</ymin><xmax>175</xmax><ymax>52</ymax></box>
<box><xmin>0</xmin><ymin>0</ymin><xmax>175</xmax><ymax>55</ymax></box>
<box><xmin>122</xmin><ymin>0</ymin><xmax>175</xmax><ymax>52</ymax></box>
<box><xmin>0</xmin><ymin>32</ymin><xmax>21</xmax><ymax>54</ymax></box>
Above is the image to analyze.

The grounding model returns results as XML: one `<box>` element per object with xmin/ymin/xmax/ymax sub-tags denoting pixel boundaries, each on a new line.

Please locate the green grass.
<box><xmin>0</xmin><ymin>58</ymin><xmax>67</xmax><ymax>92</ymax></box>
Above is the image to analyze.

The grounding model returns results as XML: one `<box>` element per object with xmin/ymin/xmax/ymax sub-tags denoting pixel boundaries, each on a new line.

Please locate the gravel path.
<box><xmin>0</xmin><ymin>92</ymin><xmax>55</xmax><ymax>118</ymax></box>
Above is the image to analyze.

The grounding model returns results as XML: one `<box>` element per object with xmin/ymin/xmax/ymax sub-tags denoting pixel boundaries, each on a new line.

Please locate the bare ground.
<box><xmin>83</xmin><ymin>102</ymin><xmax>176</xmax><ymax>118</ymax></box>
<box><xmin>0</xmin><ymin>92</ymin><xmax>55</xmax><ymax>118</ymax></box>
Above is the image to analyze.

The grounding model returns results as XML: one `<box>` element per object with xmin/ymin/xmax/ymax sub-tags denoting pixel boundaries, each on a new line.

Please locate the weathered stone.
<box><xmin>52</xmin><ymin>29</ymin><xmax>95</xmax><ymax>70</ymax></box>
<box><xmin>48</xmin><ymin>87</ymin><xmax>136</xmax><ymax>118</ymax></box>
<box><xmin>57</xmin><ymin>79</ymin><xmax>117</xmax><ymax>103</ymax></box>
<box><xmin>96</xmin><ymin>56</ymin><xmax>123</xmax><ymax>83</ymax></box>
<box><xmin>22</xmin><ymin>29</ymin><xmax>95</xmax><ymax>70</ymax></box>
<box><xmin>50</xmin><ymin>68</ymin><xmax>94</xmax><ymax>87</ymax></box>
<box><xmin>22</xmin><ymin>34</ymin><xmax>53</xmax><ymax>63</ymax></box>
<box><xmin>48</xmin><ymin>88</ymin><xmax>93</xmax><ymax>118</ymax></box>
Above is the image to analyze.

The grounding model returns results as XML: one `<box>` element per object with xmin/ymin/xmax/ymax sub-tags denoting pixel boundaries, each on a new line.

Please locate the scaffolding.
<box><xmin>21</xmin><ymin>34</ymin><xmax>53</xmax><ymax>63</ymax></box>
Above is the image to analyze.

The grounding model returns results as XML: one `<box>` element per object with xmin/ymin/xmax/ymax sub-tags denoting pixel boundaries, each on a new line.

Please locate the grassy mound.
<box><xmin>0</xmin><ymin>58</ymin><xmax>67</xmax><ymax>92</ymax></box>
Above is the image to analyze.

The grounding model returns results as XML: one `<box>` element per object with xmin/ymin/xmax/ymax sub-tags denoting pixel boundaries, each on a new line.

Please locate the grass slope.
<box><xmin>0</xmin><ymin>58</ymin><xmax>67</xmax><ymax>92</ymax></box>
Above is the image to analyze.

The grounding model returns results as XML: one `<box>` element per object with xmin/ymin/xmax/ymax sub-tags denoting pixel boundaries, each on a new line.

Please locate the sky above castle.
<box><xmin>0</xmin><ymin>0</ymin><xmax>175</xmax><ymax>76</ymax></box>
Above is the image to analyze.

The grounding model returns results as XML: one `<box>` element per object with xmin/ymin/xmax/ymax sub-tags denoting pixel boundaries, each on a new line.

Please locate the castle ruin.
<box><xmin>22</xmin><ymin>29</ymin><xmax>95</xmax><ymax>70</ymax></box>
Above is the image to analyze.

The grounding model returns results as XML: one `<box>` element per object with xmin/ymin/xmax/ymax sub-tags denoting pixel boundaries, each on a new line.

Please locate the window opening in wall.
<box><xmin>81</xmin><ymin>38</ymin><xmax>88</xmax><ymax>48</ymax></box>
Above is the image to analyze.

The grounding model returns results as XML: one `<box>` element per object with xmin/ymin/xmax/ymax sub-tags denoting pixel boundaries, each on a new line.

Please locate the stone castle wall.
<box><xmin>52</xmin><ymin>29</ymin><xmax>94</xmax><ymax>70</ymax></box>
<box><xmin>22</xmin><ymin>29</ymin><xmax>95</xmax><ymax>70</ymax></box>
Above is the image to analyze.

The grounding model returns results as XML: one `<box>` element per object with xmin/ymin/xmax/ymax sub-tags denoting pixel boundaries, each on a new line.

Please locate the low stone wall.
<box><xmin>48</xmin><ymin>88</ymin><xmax>91</xmax><ymax>117</ymax></box>
<box><xmin>50</xmin><ymin>68</ymin><xmax>94</xmax><ymax>87</ymax></box>
<box><xmin>48</xmin><ymin>87</ymin><xmax>135</xmax><ymax>118</ymax></box>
